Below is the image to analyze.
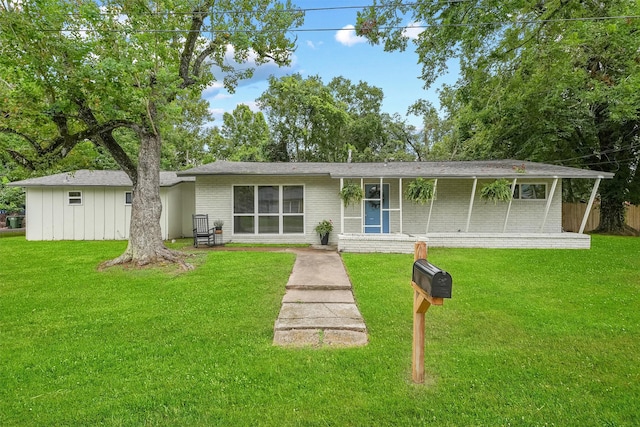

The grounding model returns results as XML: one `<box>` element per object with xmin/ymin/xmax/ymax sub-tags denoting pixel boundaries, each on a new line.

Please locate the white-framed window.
<box><xmin>233</xmin><ymin>185</ymin><xmax>304</xmax><ymax>234</ymax></box>
<box><xmin>125</xmin><ymin>191</ymin><xmax>132</xmax><ymax>205</ymax></box>
<box><xmin>68</xmin><ymin>191</ymin><xmax>83</xmax><ymax>205</ymax></box>
<box><xmin>513</xmin><ymin>183</ymin><xmax>547</xmax><ymax>200</ymax></box>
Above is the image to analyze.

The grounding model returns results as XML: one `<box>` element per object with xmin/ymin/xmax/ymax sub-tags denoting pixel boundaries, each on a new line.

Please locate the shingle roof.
<box><xmin>9</xmin><ymin>170</ymin><xmax>195</xmax><ymax>187</ymax></box>
<box><xmin>178</xmin><ymin>160</ymin><xmax>613</xmax><ymax>179</ymax></box>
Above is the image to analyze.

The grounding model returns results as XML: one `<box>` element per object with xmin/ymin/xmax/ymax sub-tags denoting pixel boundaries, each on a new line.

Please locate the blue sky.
<box><xmin>203</xmin><ymin>1</ymin><xmax>459</xmax><ymax>128</ymax></box>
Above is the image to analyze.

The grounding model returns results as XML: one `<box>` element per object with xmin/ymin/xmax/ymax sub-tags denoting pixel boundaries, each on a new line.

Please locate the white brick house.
<box><xmin>11</xmin><ymin>160</ymin><xmax>612</xmax><ymax>251</ymax></box>
<box><xmin>178</xmin><ymin>160</ymin><xmax>612</xmax><ymax>251</ymax></box>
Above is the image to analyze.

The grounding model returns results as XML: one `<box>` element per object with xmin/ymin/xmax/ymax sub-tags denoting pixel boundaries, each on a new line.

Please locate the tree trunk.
<box><xmin>101</xmin><ymin>131</ymin><xmax>191</xmax><ymax>269</ymax></box>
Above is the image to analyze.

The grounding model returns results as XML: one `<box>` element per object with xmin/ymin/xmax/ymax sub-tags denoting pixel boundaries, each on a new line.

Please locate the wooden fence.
<box><xmin>563</xmin><ymin>203</ymin><xmax>640</xmax><ymax>232</ymax></box>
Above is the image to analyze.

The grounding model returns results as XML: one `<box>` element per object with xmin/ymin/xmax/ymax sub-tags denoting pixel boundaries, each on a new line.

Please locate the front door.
<box><xmin>364</xmin><ymin>183</ymin><xmax>389</xmax><ymax>233</ymax></box>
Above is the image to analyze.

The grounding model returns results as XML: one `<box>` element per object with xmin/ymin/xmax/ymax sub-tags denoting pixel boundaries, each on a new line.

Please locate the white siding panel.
<box><xmin>75</xmin><ymin>189</ymin><xmax>88</xmax><ymax>240</ymax></box>
<box><xmin>180</xmin><ymin>182</ymin><xmax>196</xmax><ymax>237</ymax></box>
<box><xmin>104</xmin><ymin>189</ymin><xmax>116</xmax><ymax>239</ymax></box>
<box><xmin>51</xmin><ymin>189</ymin><xmax>65</xmax><ymax>240</ymax></box>
<box><xmin>93</xmin><ymin>188</ymin><xmax>105</xmax><ymax>240</ymax></box>
<box><xmin>42</xmin><ymin>189</ymin><xmax>55</xmax><ymax>240</ymax></box>
<box><xmin>25</xmin><ymin>188</ymin><xmax>42</xmax><ymax>240</ymax></box>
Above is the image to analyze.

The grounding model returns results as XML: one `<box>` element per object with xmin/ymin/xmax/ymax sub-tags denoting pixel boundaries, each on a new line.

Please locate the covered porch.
<box><xmin>334</xmin><ymin>165</ymin><xmax>606</xmax><ymax>251</ymax></box>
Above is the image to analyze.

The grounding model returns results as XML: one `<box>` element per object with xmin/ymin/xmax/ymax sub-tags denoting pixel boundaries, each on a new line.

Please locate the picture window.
<box><xmin>233</xmin><ymin>185</ymin><xmax>304</xmax><ymax>234</ymax></box>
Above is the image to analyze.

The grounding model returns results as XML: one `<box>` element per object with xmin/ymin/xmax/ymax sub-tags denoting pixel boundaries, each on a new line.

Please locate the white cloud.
<box><xmin>202</xmin><ymin>81</ymin><xmax>225</xmax><ymax>98</ymax></box>
<box><xmin>306</xmin><ymin>40</ymin><xmax>324</xmax><ymax>50</ymax></box>
<box><xmin>335</xmin><ymin>25</ymin><xmax>366</xmax><ymax>47</ymax></box>
<box><xmin>209</xmin><ymin>45</ymin><xmax>298</xmax><ymax>89</ymax></box>
<box><xmin>403</xmin><ymin>21</ymin><xmax>425</xmax><ymax>40</ymax></box>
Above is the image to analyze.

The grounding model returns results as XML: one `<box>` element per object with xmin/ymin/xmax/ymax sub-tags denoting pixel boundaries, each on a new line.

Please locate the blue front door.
<box><xmin>364</xmin><ymin>184</ymin><xmax>389</xmax><ymax>233</ymax></box>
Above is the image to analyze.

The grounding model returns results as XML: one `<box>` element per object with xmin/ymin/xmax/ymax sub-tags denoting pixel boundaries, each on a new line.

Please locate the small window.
<box><xmin>68</xmin><ymin>191</ymin><xmax>83</xmax><ymax>205</ymax></box>
<box><xmin>513</xmin><ymin>184</ymin><xmax>546</xmax><ymax>200</ymax></box>
<box><xmin>125</xmin><ymin>191</ymin><xmax>132</xmax><ymax>205</ymax></box>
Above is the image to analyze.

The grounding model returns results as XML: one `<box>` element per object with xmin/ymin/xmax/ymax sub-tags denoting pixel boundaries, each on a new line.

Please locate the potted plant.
<box><xmin>314</xmin><ymin>219</ymin><xmax>333</xmax><ymax>245</ymax></box>
<box><xmin>405</xmin><ymin>178</ymin><xmax>436</xmax><ymax>205</ymax></box>
<box><xmin>339</xmin><ymin>182</ymin><xmax>364</xmax><ymax>207</ymax></box>
<box><xmin>213</xmin><ymin>219</ymin><xmax>224</xmax><ymax>233</ymax></box>
<box><xmin>480</xmin><ymin>179</ymin><xmax>513</xmax><ymax>204</ymax></box>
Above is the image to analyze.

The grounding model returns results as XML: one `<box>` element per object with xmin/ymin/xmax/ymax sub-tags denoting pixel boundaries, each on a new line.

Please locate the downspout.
<box><xmin>465</xmin><ymin>178</ymin><xmax>477</xmax><ymax>232</ymax></box>
<box><xmin>340</xmin><ymin>177</ymin><xmax>344</xmax><ymax>234</ymax></box>
<box><xmin>360</xmin><ymin>178</ymin><xmax>364</xmax><ymax>233</ymax></box>
<box><xmin>426</xmin><ymin>179</ymin><xmax>438</xmax><ymax>233</ymax></box>
<box><xmin>379</xmin><ymin>177</ymin><xmax>383</xmax><ymax>233</ymax></box>
<box><xmin>503</xmin><ymin>178</ymin><xmax>517</xmax><ymax>233</ymax></box>
<box><xmin>579</xmin><ymin>177</ymin><xmax>602</xmax><ymax>234</ymax></box>
<box><xmin>540</xmin><ymin>177</ymin><xmax>558</xmax><ymax>232</ymax></box>
<box><xmin>399</xmin><ymin>178</ymin><xmax>403</xmax><ymax>234</ymax></box>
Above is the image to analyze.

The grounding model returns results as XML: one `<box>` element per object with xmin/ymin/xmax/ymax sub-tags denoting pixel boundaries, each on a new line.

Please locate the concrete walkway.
<box><xmin>273</xmin><ymin>249</ymin><xmax>368</xmax><ymax>348</ymax></box>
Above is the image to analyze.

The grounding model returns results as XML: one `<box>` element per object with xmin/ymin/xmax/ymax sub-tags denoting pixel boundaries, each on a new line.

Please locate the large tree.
<box><xmin>216</xmin><ymin>104</ymin><xmax>270</xmax><ymax>161</ymax></box>
<box><xmin>358</xmin><ymin>0</ymin><xmax>640</xmax><ymax>232</ymax></box>
<box><xmin>257</xmin><ymin>74</ymin><xmax>417</xmax><ymax>162</ymax></box>
<box><xmin>257</xmin><ymin>73</ymin><xmax>350</xmax><ymax>162</ymax></box>
<box><xmin>0</xmin><ymin>0</ymin><xmax>302</xmax><ymax>265</ymax></box>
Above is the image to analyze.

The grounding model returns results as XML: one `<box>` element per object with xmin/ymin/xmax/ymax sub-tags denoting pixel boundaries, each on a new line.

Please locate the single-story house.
<box><xmin>11</xmin><ymin>160</ymin><xmax>613</xmax><ymax>251</ymax></box>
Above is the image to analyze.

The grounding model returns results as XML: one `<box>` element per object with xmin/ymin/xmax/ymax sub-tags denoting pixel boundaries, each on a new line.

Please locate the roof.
<box><xmin>178</xmin><ymin>160</ymin><xmax>614</xmax><ymax>179</ymax></box>
<box><xmin>9</xmin><ymin>170</ymin><xmax>195</xmax><ymax>187</ymax></box>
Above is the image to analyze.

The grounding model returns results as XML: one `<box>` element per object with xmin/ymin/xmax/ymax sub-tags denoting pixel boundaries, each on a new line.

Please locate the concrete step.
<box><xmin>282</xmin><ymin>289</ymin><xmax>355</xmax><ymax>304</ymax></box>
<box><xmin>273</xmin><ymin>329</ymin><xmax>368</xmax><ymax>347</ymax></box>
<box><xmin>274</xmin><ymin>302</ymin><xmax>366</xmax><ymax>332</ymax></box>
<box><xmin>285</xmin><ymin>283</ymin><xmax>352</xmax><ymax>291</ymax></box>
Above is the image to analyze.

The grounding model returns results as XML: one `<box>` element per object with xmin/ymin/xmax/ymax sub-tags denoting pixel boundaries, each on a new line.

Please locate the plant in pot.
<box><xmin>213</xmin><ymin>219</ymin><xmax>224</xmax><ymax>233</ymax></box>
<box><xmin>339</xmin><ymin>182</ymin><xmax>364</xmax><ymax>207</ymax></box>
<box><xmin>314</xmin><ymin>219</ymin><xmax>333</xmax><ymax>245</ymax></box>
<box><xmin>405</xmin><ymin>178</ymin><xmax>436</xmax><ymax>205</ymax></box>
<box><xmin>480</xmin><ymin>179</ymin><xmax>513</xmax><ymax>204</ymax></box>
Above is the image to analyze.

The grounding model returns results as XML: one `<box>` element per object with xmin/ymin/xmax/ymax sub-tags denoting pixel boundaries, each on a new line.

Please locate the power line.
<box><xmin>550</xmin><ymin>142</ymin><xmax>640</xmax><ymax>165</ymax></box>
<box><xmin>56</xmin><ymin>1</ymin><xmax>468</xmax><ymax>18</ymax></box>
<box><xmin>37</xmin><ymin>14</ymin><xmax>640</xmax><ymax>34</ymax></box>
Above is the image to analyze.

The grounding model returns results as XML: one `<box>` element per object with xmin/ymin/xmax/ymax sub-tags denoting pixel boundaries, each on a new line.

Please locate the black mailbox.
<box><xmin>412</xmin><ymin>259</ymin><xmax>452</xmax><ymax>298</ymax></box>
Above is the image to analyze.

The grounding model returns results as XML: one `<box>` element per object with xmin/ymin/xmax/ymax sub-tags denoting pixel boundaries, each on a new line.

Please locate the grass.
<box><xmin>1</xmin><ymin>236</ymin><xmax>639</xmax><ymax>426</ymax></box>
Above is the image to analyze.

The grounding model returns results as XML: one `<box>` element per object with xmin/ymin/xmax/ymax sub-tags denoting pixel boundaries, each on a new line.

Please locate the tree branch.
<box><xmin>73</xmin><ymin>95</ymin><xmax>139</xmax><ymax>181</ymax></box>
<box><xmin>6</xmin><ymin>149</ymin><xmax>36</xmax><ymax>170</ymax></box>
<box><xmin>190</xmin><ymin>43</ymin><xmax>218</xmax><ymax>84</ymax></box>
<box><xmin>179</xmin><ymin>3</ymin><xmax>211</xmax><ymax>88</ymax></box>
<box><xmin>0</xmin><ymin>128</ymin><xmax>45</xmax><ymax>155</ymax></box>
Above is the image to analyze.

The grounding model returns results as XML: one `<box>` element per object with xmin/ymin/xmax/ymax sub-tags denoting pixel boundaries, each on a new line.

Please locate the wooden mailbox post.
<box><xmin>411</xmin><ymin>241</ymin><xmax>452</xmax><ymax>384</ymax></box>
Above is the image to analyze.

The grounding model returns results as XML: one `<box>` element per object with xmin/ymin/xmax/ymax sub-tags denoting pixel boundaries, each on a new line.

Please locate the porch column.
<box><xmin>579</xmin><ymin>177</ymin><xmax>602</xmax><ymax>234</ymax></box>
<box><xmin>503</xmin><ymin>178</ymin><xmax>517</xmax><ymax>233</ymax></box>
<box><xmin>465</xmin><ymin>178</ymin><xmax>477</xmax><ymax>232</ymax></box>
<box><xmin>540</xmin><ymin>177</ymin><xmax>558</xmax><ymax>232</ymax></box>
<box><xmin>426</xmin><ymin>179</ymin><xmax>438</xmax><ymax>233</ymax></box>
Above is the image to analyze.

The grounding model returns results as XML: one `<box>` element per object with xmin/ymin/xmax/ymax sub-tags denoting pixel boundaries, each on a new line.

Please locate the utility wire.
<box><xmin>39</xmin><ymin>14</ymin><xmax>640</xmax><ymax>34</ymax></box>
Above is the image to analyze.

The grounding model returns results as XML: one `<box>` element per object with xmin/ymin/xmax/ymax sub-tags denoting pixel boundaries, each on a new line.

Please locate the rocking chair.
<box><xmin>192</xmin><ymin>214</ymin><xmax>215</xmax><ymax>247</ymax></box>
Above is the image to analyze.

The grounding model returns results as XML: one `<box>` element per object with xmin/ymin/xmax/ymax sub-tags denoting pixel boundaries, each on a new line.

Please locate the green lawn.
<box><xmin>1</xmin><ymin>236</ymin><xmax>638</xmax><ymax>426</ymax></box>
